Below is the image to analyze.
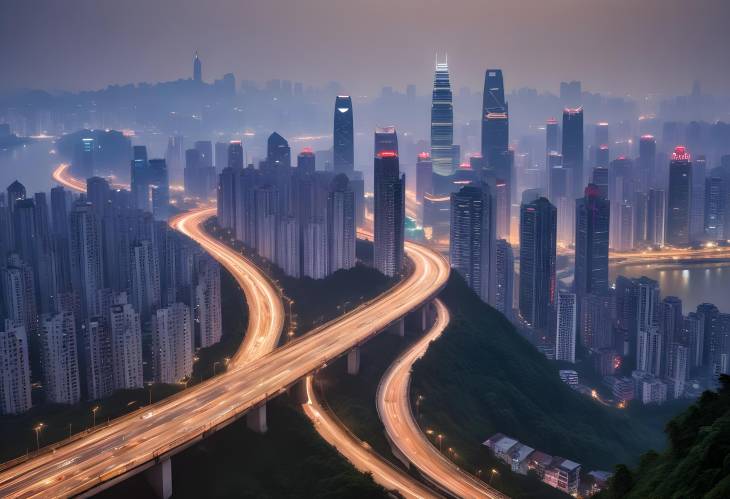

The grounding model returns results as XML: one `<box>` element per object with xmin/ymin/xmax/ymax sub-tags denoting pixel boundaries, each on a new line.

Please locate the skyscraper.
<box><xmin>40</xmin><ymin>311</ymin><xmax>81</xmax><ymax>404</ymax></box>
<box><xmin>333</xmin><ymin>96</ymin><xmax>354</xmax><ymax>176</ymax></box>
<box><xmin>704</xmin><ymin>176</ymin><xmax>724</xmax><ymax>240</ymax></box>
<box><xmin>430</xmin><ymin>58</ymin><xmax>455</xmax><ymax>181</ymax></box>
<box><xmin>327</xmin><ymin>174</ymin><xmax>356</xmax><ymax>273</ymax></box>
<box><xmin>481</xmin><ymin>69</ymin><xmax>510</xmax><ymax>206</ymax></box>
<box><xmin>666</xmin><ymin>146</ymin><xmax>692</xmax><ymax>247</ymax></box>
<box><xmin>639</xmin><ymin>135</ymin><xmax>657</xmax><ymax>191</ymax></box>
<box><xmin>130</xmin><ymin>240</ymin><xmax>161</xmax><ymax>321</ymax></box>
<box><xmin>83</xmin><ymin>316</ymin><xmax>113</xmax><ymax>400</ymax></box>
<box><xmin>635</xmin><ymin>277</ymin><xmax>660</xmax><ymax>374</ymax></box>
<box><xmin>147</xmin><ymin>159</ymin><xmax>170</xmax><ymax>221</ymax></box>
<box><xmin>193</xmin><ymin>51</ymin><xmax>202</xmax><ymax>83</ymax></box>
<box><xmin>449</xmin><ymin>183</ymin><xmax>496</xmax><ymax>304</ymax></box>
<box><xmin>0</xmin><ymin>323</ymin><xmax>31</xmax><ymax>414</ymax></box>
<box><xmin>691</xmin><ymin>155</ymin><xmax>707</xmax><ymax>241</ymax></box>
<box><xmin>562</xmin><ymin>107</ymin><xmax>584</xmax><ymax>198</ymax></box>
<box><xmin>195</xmin><ymin>257</ymin><xmax>222</xmax><ymax>348</ymax></box>
<box><xmin>69</xmin><ymin>203</ymin><xmax>104</xmax><ymax>319</ymax></box>
<box><xmin>374</xmin><ymin>126</ymin><xmax>399</xmax><ymax>156</ymax></box>
<box><xmin>647</xmin><ymin>189</ymin><xmax>666</xmax><ymax>246</ymax></box>
<box><xmin>415</xmin><ymin>152</ymin><xmax>434</xmax><ymax>205</ymax></box>
<box><xmin>373</xmin><ymin>148</ymin><xmax>405</xmax><ymax>277</ymax></box>
<box><xmin>254</xmin><ymin>185</ymin><xmax>278</xmax><ymax>262</ymax></box>
<box><xmin>267</xmin><ymin>132</ymin><xmax>291</xmax><ymax>168</ymax></box>
<box><xmin>217</xmin><ymin>141</ymin><xmax>243</xmax><ymax>230</ymax></box>
<box><xmin>495</xmin><ymin>239</ymin><xmax>514</xmax><ymax>319</ymax></box>
<box><xmin>152</xmin><ymin>303</ymin><xmax>192</xmax><ymax>384</ymax></box>
<box><xmin>109</xmin><ymin>301</ymin><xmax>143</xmax><ymax>390</ymax></box>
<box><xmin>546</xmin><ymin>118</ymin><xmax>560</xmax><ymax>155</ymax></box>
<box><xmin>519</xmin><ymin>197</ymin><xmax>557</xmax><ymax>333</ymax></box>
<box><xmin>574</xmin><ymin>184</ymin><xmax>610</xmax><ymax>303</ymax></box>
<box><xmin>556</xmin><ymin>293</ymin><xmax>577</xmax><ymax>363</ymax></box>
<box><xmin>297</xmin><ymin>148</ymin><xmax>316</xmax><ymax>174</ymax></box>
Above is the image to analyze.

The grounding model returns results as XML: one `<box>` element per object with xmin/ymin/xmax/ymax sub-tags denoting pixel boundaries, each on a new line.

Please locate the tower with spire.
<box><xmin>193</xmin><ymin>51</ymin><xmax>202</xmax><ymax>83</ymax></box>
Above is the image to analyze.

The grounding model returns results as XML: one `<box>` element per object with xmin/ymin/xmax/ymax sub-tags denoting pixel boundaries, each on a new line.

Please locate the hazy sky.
<box><xmin>2</xmin><ymin>0</ymin><xmax>729</xmax><ymax>97</ymax></box>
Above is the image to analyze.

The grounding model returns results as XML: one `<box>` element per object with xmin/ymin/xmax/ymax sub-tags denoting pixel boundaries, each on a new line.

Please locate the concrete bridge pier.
<box><xmin>388</xmin><ymin>318</ymin><xmax>405</xmax><ymax>337</ymax></box>
<box><xmin>292</xmin><ymin>378</ymin><xmax>310</xmax><ymax>404</ymax></box>
<box><xmin>247</xmin><ymin>403</ymin><xmax>268</xmax><ymax>434</ymax></box>
<box><xmin>144</xmin><ymin>458</ymin><xmax>172</xmax><ymax>499</ymax></box>
<box><xmin>347</xmin><ymin>346</ymin><xmax>361</xmax><ymax>375</ymax></box>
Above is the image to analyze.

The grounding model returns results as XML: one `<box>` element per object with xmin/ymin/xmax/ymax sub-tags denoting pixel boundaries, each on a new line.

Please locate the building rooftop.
<box><xmin>511</xmin><ymin>444</ymin><xmax>535</xmax><ymax>462</ymax></box>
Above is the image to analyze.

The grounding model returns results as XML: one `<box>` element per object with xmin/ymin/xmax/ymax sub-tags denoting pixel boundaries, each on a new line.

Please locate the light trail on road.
<box><xmin>302</xmin><ymin>376</ymin><xmax>440</xmax><ymax>499</ymax></box>
<box><xmin>377</xmin><ymin>299</ymin><xmax>508</xmax><ymax>499</ymax></box>
<box><xmin>0</xmin><ymin>165</ymin><xmax>449</xmax><ymax>498</ymax></box>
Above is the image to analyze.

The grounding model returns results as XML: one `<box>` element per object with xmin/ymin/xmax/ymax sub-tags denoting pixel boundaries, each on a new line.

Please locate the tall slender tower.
<box><xmin>574</xmin><ymin>184</ymin><xmax>610</xmax><ymax>300</ymax></box>
<box><xmin>449</xmin><ymin>183</ymin><xmax>496</xmax><ymax>304</ymax></box>
<box><xmin>562</xmin><ymin>107</ymin><xmax>584</xmax><ymax>198</ymax></box>
<box><xmin>481</xmin><ymin>69</ymin><xmax>510</xmax><ymax>238</ymax></box>
<box><xmin>430</xmin><ymin>56</ymin><xmax>454</xmax><ymax>183</ymax></box>
<box><xmin>373</xmin><ymin>145</ymin><xmax>405</xmax><ymax>277</ymax></box>
<box><xmin>666</xmin><ymin>146</ymin><xmax>692</xmax><ymax>247</ymax></box>
<box><xmin>481</xmin><ymin>69</ymin><xmax>509</xmax><ymax>172</ymax></box>
<box><xmin>519</xmin><ymin>197</ymin><xmax>557</xmax><ymax>334</ymax></box>
<box><xmin>333</xmin><ymin>96</ymin><xmax>354</xmax><ymax>176</ymax></box>
<box><xmin>193</xmin><ymin>51</ymin><xmax>202</xmax><ymax>83</ymax></box>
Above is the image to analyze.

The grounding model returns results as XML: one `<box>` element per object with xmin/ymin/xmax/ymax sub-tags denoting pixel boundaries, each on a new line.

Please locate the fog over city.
<box><xmin>3</xmin><ymin>0</ymin><xmax>730</xmax><ymax>97</ymax></box>
<box><xmin>1</xmin><ymin>2</ymin><xmax>730</xmax><ymax>498</ymax></box>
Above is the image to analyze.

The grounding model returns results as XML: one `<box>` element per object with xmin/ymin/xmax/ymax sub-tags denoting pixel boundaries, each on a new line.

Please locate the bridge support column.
<box><xmin>247</xmin><ymin>403</ymin><xmax>267</xmax><ymax>434</ymax></box>
<box><xmin>144</xmin><ymin>458</ymin><xmax>172</xmax><ymax>499</ymax></box>
<box><xmin>292</xmin><ymin>378</ymin><xmax>309</xmax><ymax>404</ymax></box>
<box><xmin>347</xmin><ymin>347</ymin><xmax>361</xmax><ymax>375</ymax></box>
<box><xmin>388</xmin><ymin>318</ymin><xmax>405</xmax><ymax>337</ymax></box>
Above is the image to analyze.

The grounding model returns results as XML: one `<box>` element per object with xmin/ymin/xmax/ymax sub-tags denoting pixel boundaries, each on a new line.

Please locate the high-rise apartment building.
<box><xmin>373</xmin><ymin>146</ymin><xmax>405</xmax><ymax>277</ymax></box>
<box><xmin>449</xmin><ymin>183</ymin><xmax>495</xmax><ymax>304</ymax></box>
<box><xmin>519</xmin><ymin>197</ymin><xmax>557</xmax><ymax>333</ymax></box>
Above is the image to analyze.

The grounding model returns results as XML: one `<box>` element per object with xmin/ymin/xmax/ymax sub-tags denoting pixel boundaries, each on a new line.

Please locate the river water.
<box><xmin>610</xmin><ymin>262</ymin><xmax>730</xmax><ymax>314</ymax></box>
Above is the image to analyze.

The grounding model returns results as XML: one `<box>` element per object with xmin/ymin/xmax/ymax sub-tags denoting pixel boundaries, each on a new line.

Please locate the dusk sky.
<box><xmin>2</xmin><ymin>0</ymin><xmax>729</xmax><ymax>97</ymax></box>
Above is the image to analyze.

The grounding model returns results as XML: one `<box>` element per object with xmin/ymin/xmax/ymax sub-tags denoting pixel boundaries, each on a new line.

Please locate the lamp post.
<box><xmin>437</xmin><ymin>433</ymin><xmax>444</xmax><ymax>452</ymax></box>
<box><xmin>489</xmin><ymin>468</ymin><xmax>499</xmax><ymax>485</ymax></box>
<box><xmin>91</xmin><ymin>406</ymin><xmax>100</xmax><ymax>427</ymax></box>
<box><xmin>33</xmin><ymin>423</ymin><xmax>45</xmax><ymax>451</ymax></box>
<box><xmin>416</xmin><ymin>394</ymin><xmax>424</xmax><ymax>418</ymax></box>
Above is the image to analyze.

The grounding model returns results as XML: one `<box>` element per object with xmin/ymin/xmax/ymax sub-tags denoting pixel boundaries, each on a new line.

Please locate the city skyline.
<box><xmin>2</xmin><ymin>0</ymin><xmax>730</xmax><ymax>97</ymax></box>
<box><xmin>1</xmin><ymin>5</ymin><xmax>730</xmax><ymax>498</ymax></box>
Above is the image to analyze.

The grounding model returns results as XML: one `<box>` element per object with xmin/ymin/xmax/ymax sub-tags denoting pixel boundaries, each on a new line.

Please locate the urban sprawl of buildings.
<box><xmin>1</xmin><ymin>52</ymin><xmax>730</xmax><ymax>493</ymax></box>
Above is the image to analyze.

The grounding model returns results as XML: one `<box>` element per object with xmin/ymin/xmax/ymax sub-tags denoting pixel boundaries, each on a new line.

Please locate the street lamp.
<box><xmin>437</xmin><ymin>433</ymin><xmax>444</xmax><ymax>452</ymax></box>
<box><xmin>91</xmin><ymin>406</ymin><xmax>100</xmax><ymax>427</ymax></box>
<box><xmin>416</xmin><ymin>394</ymin><xmax>424</xmax><ymax>418</ymax></box>
<box><xmin>489</xmin><ymin>468</ymin><xmax>499</xmax><ymax>485</ymax></box>
<box><xmin>33</xmin><ymin>423</ymin><xmax>45</xmax><ymax>451</ymax></box>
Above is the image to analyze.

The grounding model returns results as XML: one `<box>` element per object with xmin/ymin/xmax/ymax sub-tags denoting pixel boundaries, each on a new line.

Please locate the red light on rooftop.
<box><xmin>585</xmin><ymin>184</ymin><xmax>601</xmax><ymax>198</ymax></box>
<box><xmin>301</xmin><ymin>146</ymin><xmax>314</xmax><ymax>155</ymax></box>
<box><xmin>378</xmin><ymin>150</ymin><xmax>398</xmax><ymax>159</ymax></box>
<box><xmin>547</xmin><ymin>118</ymin><xmax>558</xmax><ymax>124</ymax></box>
<box><xmin>617</xmin><ymin>155</ymin><xmax>626</xmax><ymax>160</ymax></box>
<box><xmin>672</xmin><ymin>145</ymin><xmax>691</xmax><ymax>161</ymax></box>
<box><xmin>564</xmin><ymin>107</ymin><xmax>583</xmax><ymax>114</ymax></box>
<box><xmin>599</xmin><ymin>144</ymin><xmax>609</xmax><ymax>150</ymax></box>
<box><xmin>640</xmin><ymin>134</ymin><xmax>655</xmax><ymax>140</ymax></box>
<box><xmin>417</xmin><ymin>152</ymin><xmax>431</xmax><ymax>160</ymax></box>
<box><xmin>459</xmin><ymin>162</ymin><xmax>471</xmax><ymax>169</ymax></box>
